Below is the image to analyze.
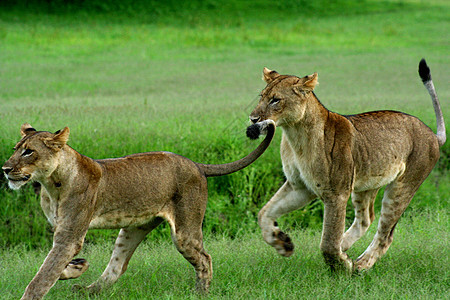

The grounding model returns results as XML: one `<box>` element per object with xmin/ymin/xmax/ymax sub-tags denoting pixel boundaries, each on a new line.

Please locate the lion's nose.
<box><xmin>2</xmin><ymin>167</ymin><xmax>13</xmax><ymax>175</ymax></box>
<box><xmin>250</xmin><ymin>116</ymin><xmax>261</xmax><ymax>124</ymax></box>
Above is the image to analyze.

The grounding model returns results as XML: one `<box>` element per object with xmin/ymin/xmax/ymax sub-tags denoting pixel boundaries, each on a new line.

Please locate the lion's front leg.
<box><xmin>258</xmin><ymin>181</ymin><xmax>315</xmax><ymax>257</ymax></box>
<box><xmin>320</xmin><ymin>196</ymin><xmax>353</xmax><ymax>272</ymax></box>
<box><xmin>22</xmin><ymin>188</ymin><xmax>95</xmax><ymax>300</ymax></box>
<box><xmin>21</xmin><ymin>232</ymin><xmax>86</xmax><ymax>300</ymax></box>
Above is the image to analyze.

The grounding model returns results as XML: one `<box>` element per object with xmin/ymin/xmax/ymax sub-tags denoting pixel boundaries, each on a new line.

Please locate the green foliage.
<box><xmin>0</xmin><ymin>0</ymin><xmax>412</xmax><ymax>19</ymax></box>
<box><xmin>0</xmin><ymin>0</ymin><xmax>449</xmax><ymax>250</ymax></box>
<box><xmin>0</xmin><ymin>184</ymin><xmax>50</xmax><ymax>248</ymax></box>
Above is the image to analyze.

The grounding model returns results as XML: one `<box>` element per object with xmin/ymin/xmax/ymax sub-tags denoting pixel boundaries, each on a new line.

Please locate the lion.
<box><xmin>247</xmin><ymin>59</ymin><xmax>445</xmax><ymax>272</ymax></box>
<box><xmin>2</xmin><ymin>120</ymin><xmax>275</xmax><ymax>300</ymax></box>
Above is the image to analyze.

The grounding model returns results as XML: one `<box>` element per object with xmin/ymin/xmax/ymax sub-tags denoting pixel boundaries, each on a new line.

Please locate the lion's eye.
<box><xmin>21</xmin><ymin>149</ymin><xmax>34</xmax><ymax>157</ymax></box>
<box><xmin>269</xmin><ymin>97</ymin><xmax>281</xmax><ymax>105</ymax></box>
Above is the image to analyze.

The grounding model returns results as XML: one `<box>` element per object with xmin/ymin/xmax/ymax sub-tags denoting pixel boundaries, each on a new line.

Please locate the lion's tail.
<box><xmin>197</xmin><ymin>120</ymin><xmax>276</xmax><ymax>177</ymax></box>
<box><xmin>419</xmin><ymin>58</ymin><xmax>446</xmax><ymax>147</ymax></box>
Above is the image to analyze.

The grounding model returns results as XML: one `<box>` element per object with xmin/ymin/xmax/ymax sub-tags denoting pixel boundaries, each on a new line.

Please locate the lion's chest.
<box><xmin>284</xmin><ymin>156</ymin><xmax>326</xmax><ymax>195</ymax></box>
<box><xmin>281</xmin><ymin>140</ymin><xmax>322</xmax><ymax>194</ymax></box>
<box><xmin>40</xmin><ymin>195</ymin><xmax>58</xmax><ymax>228</ymax></box>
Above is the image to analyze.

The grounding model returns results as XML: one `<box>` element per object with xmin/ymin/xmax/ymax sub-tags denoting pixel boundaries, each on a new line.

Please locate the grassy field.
<box><xmin>0</xmin><ymin>210</ymin><xmax>448</xmax><ymax>299</ymax></box>
<box><xmin>0</xmin><ymin>0</ymin><xmax>449</xmax><ymax>298</ymax></box>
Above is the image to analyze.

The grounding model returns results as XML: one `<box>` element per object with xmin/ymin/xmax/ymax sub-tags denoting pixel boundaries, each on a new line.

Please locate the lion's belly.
<box><xmin>353</xmin><ymin>161</ymin><xmax>406</xmax><ymax>192</ymax></box>
<box><xmin>283</xmin><ymin>150</ymin><xmax>407</xmax><ymax>195</ymax></box>
<box><xmin>89</xmin><ymin>212</ymin><xmax>157</xmax><ymax>229</ymax></box>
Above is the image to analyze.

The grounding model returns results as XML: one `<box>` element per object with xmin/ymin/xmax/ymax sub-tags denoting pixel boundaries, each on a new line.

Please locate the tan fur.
<box><xmin>3</xmin><ymin>122</ymin><xmax>275</xmax><ymax>300</ymax></box>
<box><xmin>249</xmin><ymin>64</ymin><xmax>444</xmax><ymax>272</ymax></box>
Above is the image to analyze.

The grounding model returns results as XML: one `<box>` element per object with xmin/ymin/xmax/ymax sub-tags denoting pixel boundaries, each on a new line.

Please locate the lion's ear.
<box><xmin>298</xmin><ymin>72</ymin><xmax>318</xmax><ymax>92</ymax></box>
<box><xmin>262</xmin><ymin>67</ymin><xmax>280</xmax><ymax>84</ymax></box>
<box><xmin>44</xmin><ymin>127</ymin><xmax>70</xmax><ymax>149</ymax></box>
<box><xmin>20</xmin><ymin>123</ymin><xmax>36</xmax><ymax>137</ymax></box>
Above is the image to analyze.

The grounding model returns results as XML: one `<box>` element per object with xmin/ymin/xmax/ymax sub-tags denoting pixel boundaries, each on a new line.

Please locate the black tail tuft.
<box><xmin>246</xmin><ymin>124</ymin><xmax>261</xmax><ymax>140</ymax></box>
<box><xmin>418</xmin><ymin>58</ymin><xmax>431</xmax><ymax>83</ymax></box>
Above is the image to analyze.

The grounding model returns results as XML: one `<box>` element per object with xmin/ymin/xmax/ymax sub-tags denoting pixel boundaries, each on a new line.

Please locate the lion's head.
<box><xmin>2</xmin><ymin>123</ymin><xmax>70</xmax><ymax>190</ymax></box>
<box><xmin>249</xmin><ymin>68</ymin><xmax>319</xmax><ymax>127</ymax></box>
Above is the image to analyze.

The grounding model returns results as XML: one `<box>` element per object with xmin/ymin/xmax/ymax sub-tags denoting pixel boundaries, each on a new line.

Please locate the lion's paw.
<box><xmin>273</xmin><ymin>231</ymin><xmax>295</xmax><ymax>257</ymax></box>
<box><xmin>72</xmin><ymin>282</ymin><xmax>103</xmax><ymax>295</ymax></box>
<box><xmin>60</xmin><ymin>258</ymin><xmax>89</xmax><ymax>280</ymax></box>
<box><xmin>355</xmin><ymin>252</ymin><xmax>377</xmax><ymax>272</ymax></box>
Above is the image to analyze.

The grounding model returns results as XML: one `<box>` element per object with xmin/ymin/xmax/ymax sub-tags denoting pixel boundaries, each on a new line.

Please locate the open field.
<box><xmin>0</xmin><ymin>0</ymin><xmax>449</xmax><ymax>298</ymax></box>
<box><xmin>0</xmin><ymin>210</ymin><xmax>448</xmax><ymax>299</ymax></box>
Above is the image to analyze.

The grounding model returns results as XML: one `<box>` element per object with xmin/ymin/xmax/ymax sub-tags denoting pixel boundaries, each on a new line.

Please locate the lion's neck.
<box><xmin>281</xmin><ymin>96</ymin><xmax>329</xmax><ymax>151</ymax></box>
<box><xmin>281</xmin><ymin>122</ymin><xmax>325</xmax><ymax>153</ymax></box>
<box><xmin>39</xmin><ymin>146</ymin><xmax>84</xmax><ymax>192</ymax></box>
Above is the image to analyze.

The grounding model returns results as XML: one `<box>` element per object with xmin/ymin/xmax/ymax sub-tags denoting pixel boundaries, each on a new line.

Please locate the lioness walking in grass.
<box><xmin>247</xmin><ymin>59</ymin><xmax>445</xmax><ymax>272</ymax></box>
<box><xmin>3</xmin><ymin>120</ymin><xmax>274</xmax><ymax>299</ymax></box>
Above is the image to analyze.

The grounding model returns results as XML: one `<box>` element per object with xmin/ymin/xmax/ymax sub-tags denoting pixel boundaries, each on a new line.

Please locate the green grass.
<box><xmin>0</xmin><ymin>210</ymin><xmax>448</xmax><ymax>299</ymax></box>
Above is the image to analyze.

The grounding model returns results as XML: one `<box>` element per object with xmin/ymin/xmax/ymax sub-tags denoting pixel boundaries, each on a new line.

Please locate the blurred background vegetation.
<box><xmin>0</xmin><ymin>0</ymin><xmax>448</xmax><ymax>249</ymax></box>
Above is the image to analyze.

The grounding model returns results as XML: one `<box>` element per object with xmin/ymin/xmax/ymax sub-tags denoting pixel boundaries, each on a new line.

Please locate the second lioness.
<box><xmin>248</xmin><ymin>59</ymin><xmax>445</xmax><ymax>272</ymax></box>
<box><xmin>3</xmin><ymin>120</ymin><xmax>275</xmax><ymax>300</ymax></box>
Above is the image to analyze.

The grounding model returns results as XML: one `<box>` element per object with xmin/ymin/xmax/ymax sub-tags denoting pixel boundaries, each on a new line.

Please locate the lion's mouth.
<box><xmin>8</xmin><ymin>174</ymin><xmax>31</xmax><ymax>181</ymax></box>
<box><xmin>6</xmin><ymin>174</ymin><xmax>32</xmax><ymax>190</ymax></box>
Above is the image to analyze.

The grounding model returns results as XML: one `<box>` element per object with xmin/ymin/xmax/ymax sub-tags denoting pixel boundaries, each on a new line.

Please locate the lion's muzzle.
<box><xmin>2</xmin><ymin>166</ymin><xmax>13</xmax><ymax>175</ymax></box>
<box><xmin>249</xmin><ymin>116</ymin><xmax>261</xmax><ymax>124</ymax></box>
<box><xmin>2</xmin><ymin>166</ymin><xmax>32</xmax><ymax>190</ymax></box>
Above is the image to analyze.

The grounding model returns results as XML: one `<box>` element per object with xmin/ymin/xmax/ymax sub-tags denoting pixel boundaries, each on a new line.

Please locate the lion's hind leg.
<box><xmin>341</xmin><ymin>189</ymin><xmax>379</xmax><ymax>252</ymax></box>
<box><xmin>170</xmin><ymin>223</ymin><xmax>212</xmax><ymax>294</ymax></box>
<box><xmin>258</xmin><ymin>181</ymin><xmax>315</xmax><ymax>257</ymax></box>
<box><xmin>74</xmin><ymin>219</ymin><xmax>163</xmax><ymax>294</ymax></box>
<box><xmin>168</xmin><ymin>193</ymin><xmax>212</xmax><ymax>294</ymax></box>
<box><xmin>356</xmin><ymin>181</ymin><xmax>419</xmax><ymax>271</ymax></box>
<box><xmin>161</xmin><ymin>178</ymin><xmax>212</xmax><ymax>294</ymax></box>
